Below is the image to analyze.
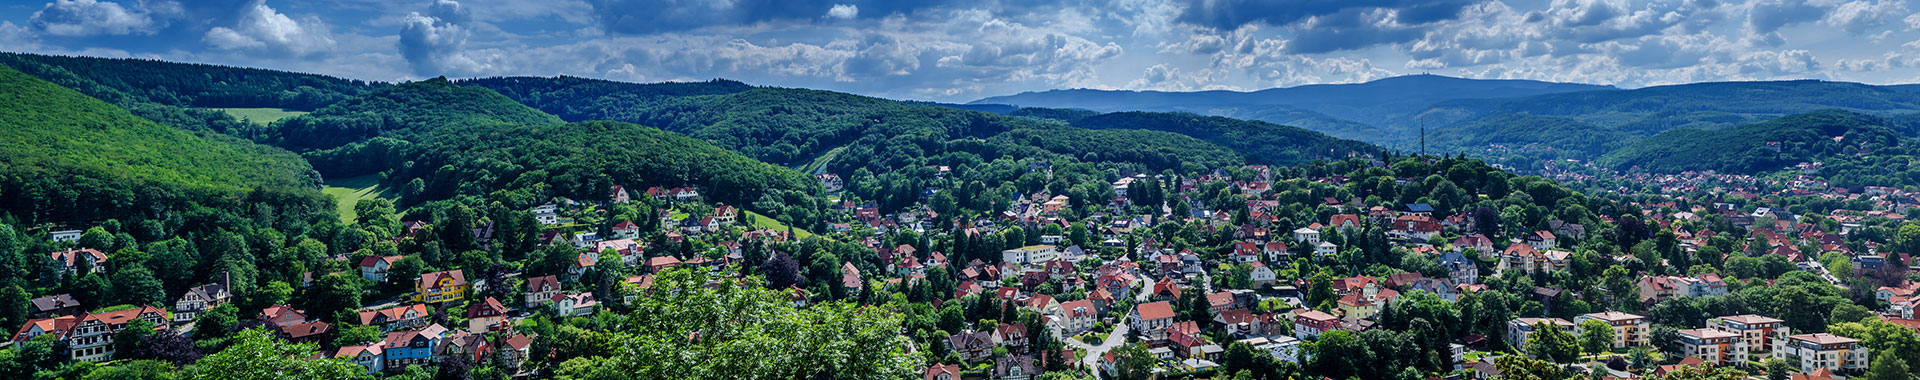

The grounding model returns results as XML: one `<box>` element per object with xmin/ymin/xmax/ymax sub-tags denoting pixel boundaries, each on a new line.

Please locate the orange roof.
<box><xmin>1134</xmin><ymin>301</ymin><xmax>1175</xmax><ymax>320</ymax></box>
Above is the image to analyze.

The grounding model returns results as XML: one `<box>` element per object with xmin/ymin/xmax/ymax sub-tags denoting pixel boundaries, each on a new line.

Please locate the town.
<box><xmin>8</xmin><ymin>154</ymin><xmax>1917</xmax><ymax>380</ymax></box>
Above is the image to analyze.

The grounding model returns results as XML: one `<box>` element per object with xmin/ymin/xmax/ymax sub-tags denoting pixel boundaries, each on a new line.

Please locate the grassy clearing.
<box><xmin>744</xmin><ymin>209</ymin><xmax>818</xmax><ymax>240</ymax></box>
<box><xmin>214</xmin><ymin>107</ymin><xmax>309</xmax><ymax>125</ymax></box>
<box><xmin>322</xmin><ymin>175</ymin><xmax>393</xmax><ymax>223</ymax></box>
<box><xmin>795</xmin><ymin>145</ymin><xmax>845</xmax><ymax>174</ymax></box>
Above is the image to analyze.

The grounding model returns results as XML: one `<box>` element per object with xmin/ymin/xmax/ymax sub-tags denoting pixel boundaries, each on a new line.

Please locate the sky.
<box><xmin>3</xmin><ymin>0</ymin><xmax>1919</xmax><ymax>102</ymax></box>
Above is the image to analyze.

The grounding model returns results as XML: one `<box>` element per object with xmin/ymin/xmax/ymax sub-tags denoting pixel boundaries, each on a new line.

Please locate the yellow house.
<box><xmin>415</xmin><ymin>270</ymin><xmax>469</xmax><ymax>304</ymax></box>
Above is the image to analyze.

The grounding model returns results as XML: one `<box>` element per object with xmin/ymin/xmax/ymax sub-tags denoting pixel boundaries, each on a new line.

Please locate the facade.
<box><xmin>67</xmin><ymin>305</ymin><xmax>170</xmax><ymax>363</ymax></box>
<box><xmin>1506</xmin><ymin>317</ymin><xmax>1574</xmax><ymax>349</ymax></box>
<box><xmin>1294</xmin><ymin>310</ymin><xmax>1340</xmax><ymax>340</ymax></box>
<box><xmin>1575</xmin><ymin>312</ymin><xmax>1649</xmax><ymax>348</ymax></box>
<box><xmin>173</xmin><ymin>282</ymin><xmax>230</xmax><ymax>323</ymax></box>
<box><xmin>414</xmin><ymin>270</ymin><xmax>468</xmax><ymax>304</ymax></box>
<box><xmin>1001</xmin><ymin>245</ymin><xmax>1060</xmax><ymax>265</ymax></box>
<box><xmin>1774</xmin><ymin>333</ymin><xmax>1869</xmax><ymax>373</ymax></box>
<box><xmin>1131</xmin><ymin>301</ymin><xmax>1177</xmax><ymax>341</ymax></box>
<box><xmin>358</xmin><ymin>255</ymin><xmax>401</xmax><ymax>282</ymax></box>
<box><xmin>1675</xmin><ymin>328</ymin><xmax>1747</xmax><ymax>366</ymax></box>
<box><xmin>1708</xmin><ymin>314</ymin><xmax>1788</xmax><ymax>351</ymax></box>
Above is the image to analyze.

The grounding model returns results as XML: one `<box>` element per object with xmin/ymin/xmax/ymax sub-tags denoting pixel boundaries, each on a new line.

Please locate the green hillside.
<box><xmin>1066</xmin><ymin>111</ymin><xmax>1379</xmax><ymax>165</ymax></box>
<box><xmin>0</xmin><ymin>64</ymin><xmax>322</xmax><ymax>224</ymax></box>
<box><xmin>1597</xmin><ymin>110</ymin><xmax>1907</xmax><ymax>174</ymax></box>
<box><xmin>269</xmin><ymin>77</ymin><xmax>563</xmax><ymax>152</ymax></box>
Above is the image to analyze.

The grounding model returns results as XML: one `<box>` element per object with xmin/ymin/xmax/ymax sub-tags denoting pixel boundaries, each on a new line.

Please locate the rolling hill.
<box><xmin>0</xmin><ymin>63</ymin><xmax>323</xmax><ymax>225</ymax></box>
<box><xmin>1596</xmin><ymin>110</ymin><xmax>1907</xmax><ymax>174</ymax></box>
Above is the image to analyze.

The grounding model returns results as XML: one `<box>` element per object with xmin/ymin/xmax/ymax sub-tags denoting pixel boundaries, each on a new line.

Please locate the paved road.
<box><xmin>1064</xmin><ymin>315</ymin><xmax>1131</xmax><ymax>377</ymax></box>
<box><xmin>1136</xmin><ymin>275</ymin><xmax>1155</xmax><ymax>302</ymax></box>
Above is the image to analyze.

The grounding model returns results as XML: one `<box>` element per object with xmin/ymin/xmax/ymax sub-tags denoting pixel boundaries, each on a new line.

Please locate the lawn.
<box><xmin>744</xmin><ymin>209</ymin><xmax>819</xmax><ymax>240</ymax></box>
<box><xmin>214</xmin><ymin>107</ymin><xmax>309</xmax><ymax>125</ymax></box>
<box><xmin>322</xmin><ymin>175</ymin><xmax>393</xmax><ymax>223</ymax></box>
<box><xmin>795</xmin><ymin>145</ymin><xmax>846</xmax><ymax>175</ymax></box>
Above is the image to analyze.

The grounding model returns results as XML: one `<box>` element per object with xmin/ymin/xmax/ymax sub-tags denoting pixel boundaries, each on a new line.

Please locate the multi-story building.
<box><xmin>173</xmin><ymin>281</ymin><xmax>230</xmax><ymax>323</ymax></box>
<box><xmin>1708</xmin><ymin>314</ymin><xmax>1788</xmax><ymax>351</ymax></box>
<box><xmin>1506</xmin><ymin>317</ymin><xmax>1575</xmax><ymax>349</ymax></box>
<box><xmin>1675</xmin><ymin>328</ymin><xmax>1747</xmax><ymax>366</ymax></box>
<box><xmin>381</xmin><ymin>328</ymin><xmax>442</xmax><ymax>371</ymax></box>
<box><xmin>1294</xmin><ymin>309</ymin><xmax>1340</xmax><ymax>340</ymax></box>
<box><xmin>1130</xmin><ymin>301</ymin><xmax>1176</xmax><ymax>341</ymax></box>
<box><xmin>1576</xmin><ymin>312</ymin><xmax>1649</xmax><ymax>348</ymax></box>
<box><xmin>67</xmin><ymin>305</ymin><xmax>171</xmax><ymax>362</ymax></box>
<box><xmin>414</xmin><ymin>270</ymin><xmax>468</xmax><ymax>304</ymax></box>
<box><xmin>1774</xmin><ymin>333</ymin><xmax>1869</xmax><ymax>373</ymax></box>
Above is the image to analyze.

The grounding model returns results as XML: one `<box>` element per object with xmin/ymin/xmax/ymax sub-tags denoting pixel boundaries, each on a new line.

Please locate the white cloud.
<box><xmin>826</xmin><ymin>4</ymin><xmax>857</xmax><ymax>20</ymax></box>
<box><xmin>203</xmin><ymin>2</ymin><xmax>335</xmax><ymax>57</ymax></box>
<box><xmin>1824</xmin><ymin>0</ymin><xmax>1909</xmax><ymax>34</ymax></box>
<box><xmin>29</xmin><ymin>0</ymin><xmax>157</xmax><ymax>36</ymax></box>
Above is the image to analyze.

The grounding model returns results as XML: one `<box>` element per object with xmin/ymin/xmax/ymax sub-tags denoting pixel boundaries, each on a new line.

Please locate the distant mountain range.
<box><xmin>972</xmin><ymin>75</ymin><xmax>1920</xmax><ymax>167</ymax></box>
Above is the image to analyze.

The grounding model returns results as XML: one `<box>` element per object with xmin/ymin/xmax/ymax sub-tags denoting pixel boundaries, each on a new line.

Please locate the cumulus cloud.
<box><xmin>399</xmin><ymin>0</ymin><xmax>487</xmax><ymax>77</ymax></box>
<box><xmin>1823</xmin><ymin>0</ymin><xmax>1908</xmax><ymax>34</ymax></box>
<box><xmin>826</xmin><ymin>4</ymin><xmax>858</xmax><ymax>20</ymax></box>
<box><xmin>29</xmin><ymin>0</ymin><xmax>156</xmax><ymax>36</ymax></box>
<box><xmin>201</xmin><ymin>1</ymin><xmax>335</xmax><ymax>57</ymax></box>
<box><xmin>1746</xmin><ymin>0</ymin><xmax>1827</xmax><ymax>34</ymax></box>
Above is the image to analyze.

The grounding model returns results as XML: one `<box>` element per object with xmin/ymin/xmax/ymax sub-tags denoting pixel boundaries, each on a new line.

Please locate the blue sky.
<box><xmin>3</xmin><ymin>0</ymin><xmax>1918</xmax><ymax>102</ymax></box>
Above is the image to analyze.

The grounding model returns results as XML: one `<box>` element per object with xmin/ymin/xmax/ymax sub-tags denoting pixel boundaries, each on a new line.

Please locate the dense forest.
<box><xmin>268</xmin><ymin>78</ymin><xmax>564</xmax><ymax>154</ymax></box>
<box><xmin>0</xmin><ymin>64</ymin><xmax>327</xmax><ymax>229</ymax></box>
<box><xmin>1598</xmin><ymin>110</ymin><xmax>1907</xmax><ymax>174</ymax></box>
<box><xmin>0</xmin><ymin>53</ymin><xmax>378</xmax><ymax>111</ymax></box>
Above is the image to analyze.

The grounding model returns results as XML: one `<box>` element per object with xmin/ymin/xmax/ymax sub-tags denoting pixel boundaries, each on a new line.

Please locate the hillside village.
<box><xmin>10</xmin><ymin>153</ymin><xmax>1920</xmax><ymax>380</ymax></box>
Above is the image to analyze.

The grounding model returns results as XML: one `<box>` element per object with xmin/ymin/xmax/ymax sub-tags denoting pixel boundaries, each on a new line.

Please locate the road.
<box><xmin>1064</xmin><ymin>315</ymin><xmax>1131</xmax><ymax>378</ymax></box>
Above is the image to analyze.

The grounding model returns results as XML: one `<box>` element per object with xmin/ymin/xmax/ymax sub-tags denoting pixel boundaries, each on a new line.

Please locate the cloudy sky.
<box><xmin>3</xmin><ymin>0</ymin><xmax>1918</xmax><ymax>102</ymax></box>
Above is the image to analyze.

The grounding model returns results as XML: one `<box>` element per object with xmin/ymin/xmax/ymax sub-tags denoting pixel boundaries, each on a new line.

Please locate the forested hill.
<box><xmin>0</xmin><ymin>63</ymin><xmax>324</xmax><ymax>225</ymax></box>
<box><xmin>462</xmin><ymin>76</ymin><xmax>1376</xmax><ymax>173</ymax></box>
<box><xmin>268</xmin><ymin>78</ymin><xmax>564</xmax><ymax>153</ymax></box>
<box><xmin>1596</xmin><ymin>110</ymin><xmax>1910</xmax><ymax>177</ymax></box>
<box><xmin>1024</xmin><ymin>111</ymin><xmax>1382</xmax><ymax>164</ymax></box>
<box><xmin>0</xmin><ymin>53</ymin><xmax>379</xmax><ymax>110</ymax></box>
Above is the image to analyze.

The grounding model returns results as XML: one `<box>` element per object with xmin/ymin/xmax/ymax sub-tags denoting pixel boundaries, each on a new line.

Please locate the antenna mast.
<box><xmin>1420</xmin><ymin>118</ymin><xmax>1427</xmax><ymax>157</ymax></box>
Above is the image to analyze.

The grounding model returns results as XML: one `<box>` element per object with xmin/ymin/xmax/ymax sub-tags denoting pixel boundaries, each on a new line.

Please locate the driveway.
<box><xmin>1065</xmin><ymin>315</ymin><xmax>1131</xmax><ymax>378</ymax></box>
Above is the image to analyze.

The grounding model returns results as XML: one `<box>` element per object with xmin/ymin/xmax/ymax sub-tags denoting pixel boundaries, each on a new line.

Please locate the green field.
<box><xmin>744</xmin><ymin>209</ymin><xmax>819</xmax><ymax>240</ymax></box>
<box><xmin>322</xmin><ymin>175</ymin><xmax>393</xmax><ymax>223</ymax></box>
<box><xmin>795</xmin><ymin>145</ymin><xmax>845</xmax><ymax>175</ymax></box>
<box><xmin>214</xmin><ymin>107</ymin><xmax>309</xmax><ymax>125</ymax></box>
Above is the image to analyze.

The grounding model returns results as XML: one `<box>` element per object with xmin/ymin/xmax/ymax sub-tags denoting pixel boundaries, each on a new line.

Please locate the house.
<box><xmin>11</xmin><ymin>315</ymin><xmax>77</xmax><ymax>343</ymax></box>
<box><xmin>358</xmin><ymin>255</ymin><xmax>402</xmax><ymax>282</ymax></box>
<box><xmin>1131</xmin><ymin>301</ymin><xmax>1177</xmax><ymax>341</ymax></box>
<box><xmin>1440</xmin><ymin>250</ymin><xmax>1479</xmax><ymax>284</ymax></box>
<box><xmin>924</xmin><ymin>363</ymin><xmax>962</xmax><ymax>380</ymax></box>
<box><xmin>611</xmin><ymin>221</ymin><xmax>640</xmax><ymax>239</ymax></box>
<box><xmin>1206</xmin><ymin>291</ymin><xmax>1236</xmax><ymax>314</ymax></box>
<box><xmin>1263</xmin><ymin>242</ymin><xmax>1290</xmax><ymax>262</ymax></box>
<box><xmin>1774</xmin><ymin>333</ymin><xmax>1869</xmax><ymax>373</ymax></box>
<box><xmin>1336</xmin><ymin>285</ymin><xmax>1399</xmax><ymax>320</ymax></box>
<box><xmin>66</xmin><ymin>305</ymin><xmax>170</xmax><ymax>363</ymax></box>
<box><xmin>48</xmin><ymin>248</ymin><xmax>106</xmax><ymax>275</ymax></box>
<box><xmin>994</xmin><ymin>323</ymin><xmax>1029</xmax><ymax>352</ymax></box>
<box><xmin>1314</xmin><ymin>241</ymin><xmax>1337</xmax><ymax>256</ymax></box>
<box><xmin>1708</xmin><ymin>314</ymin><xmax>1788</xmax><ymax>351</ymax></box>
<box><xmin>1454</xmin><ymin>234</ymin><xmax>1496</xmax><ymax>253</ymax></box>
<box><xmin>28</xmin><ymin>294</ymin><xmax>81</xmax><ymax>318</ymax></box>
<box><xmin>817</xmin><ymin>174</ymin><xmax>844</xmax><ymax>192</ymax></box>
<box><xmin>1576</xmin><ymin>312</ymin><xmax>1650</xmax><ymax>348</ymax></box>
<box><xmin>1674</xmin><ymin>328</ymin><xmax>1746</xmax><ymax>366</ymax></box>
<box><xmin>335</xmin><ymin>343</ymin><xmax>387</xmax><ymax>374</ymax></box>
<box><xmin>381</xmin><ymin>328</ymin><xmax>442</xmax><ymax>371</ymax></box>
<box><xmin>526</xmin><ymin>275</ymin><xmax>561</xmax><ymax>308</ymax></box>
<box><xmin>993</xmin><ymin>355</ymin><xmax>1037</xmax><ymax>380</ymax></box>
<box><xmin>1250</xmin><ymin>263</ymin><xmax>1277</xmax><ymax>286</ymax></box>
<box><xmin>500</xmin><ymin>334</ymin><xmax>534</xmax><ymax>370</ymax></box>
<box><xmin>1507</xmin><ymin>317</ymin><xmax>1575</xmax><ymax>349</ymax></box>
<box><xmin>1637</xmin><ymin>274</ymin><xmax>1729</xmax><ymax>304</ymax></box>
<box><xmin>48</xmin><ymin>229</ymin><xmax>83</xmax><ymax>243</ymax></box>
<box><xmin>1294</xmin><ymin>310</ymin><xmax>1340</xmax><ymax>340</ymax></box>
<box><xmin>1059</xmin><ymin>300</ymin><xmax>1097</xmax><ymax>335</ymax></box>
<box><xmin>1329</xmin><ymin>214</ymin><xmax>1362</xmax><ymax>232</ymax></box>
<box><xmin>553</xmin><ymin>292</ymin><xmax>598</xmax><ymax>317</ymax></box>
<box><xmin>466</xmin><ymin>297</ymin><xmax>511</xmax><ymax>332</ymax></box>
<box><xmin>1526</xmin><ymin>231</ymin><xmax>1557</xmax><ymax>250</ymax></box>
<box><xmin>531</xmin><ymin>203</ymin><xmax>560</xmax><ymax>225</ymax></box>
<box><xmin>609</xmin><ymin>185</ymin><xmax>630</xmax><ymax>203</ymax></box>
<box><xmin>1498</xmin><ymin>244</ymin><xmax>1569</xmax><ymax>273</ymax></box>
<box><xmin>1293</xmin><ymin>228</ymin><xmax>1321</xmax><ymax>245</ymax></box>
<box><xmin>949</xmin><ymin>331</ymin><xmax>996</xmax><ymax>362</ymax></box>
<box><xmin>414</xmin><ymin>270</ymin><xmax>468</xmax><ymax>304</ymax></box>
<box><xmin>1001</xmin><ymin>245</ymin><xmax>1059</xmax><ymax>265</ymax></box>
<box><xmin>1391</xmin><ymin>215</ymin><xmax>1440</xmax><ymax>241</ymax></box>
<box><xmin>280</xmin><ymin>320</ymin><xmax>333</xmax><ymax>345</ymax></box>
<box><xmin>358</xmin><ymin>304</ymin><xmax>430</xmax><ymax>331</ymax></box>
<box><xmin>173</xmin><ymin>282</ymin><xmax>231</xmax><ymax>323</ymax></box>
<box><xmin>260</xmin><ymin>304</ymin><xmax>310</xmax><ymax>327</ymax></box>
